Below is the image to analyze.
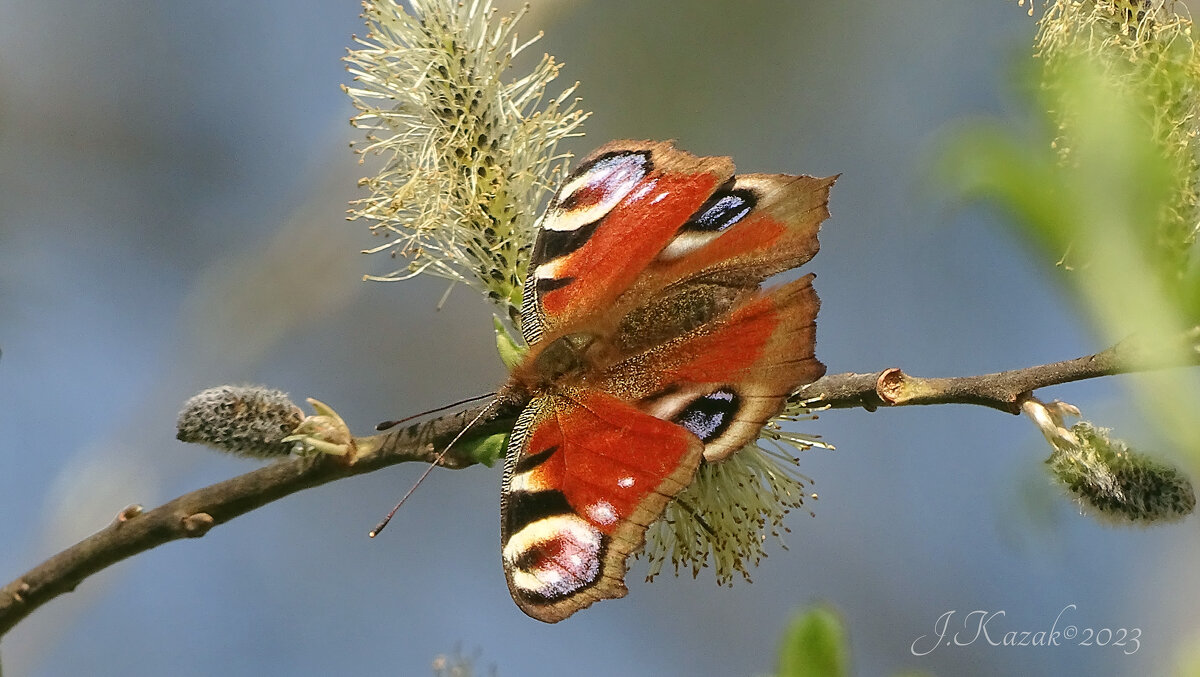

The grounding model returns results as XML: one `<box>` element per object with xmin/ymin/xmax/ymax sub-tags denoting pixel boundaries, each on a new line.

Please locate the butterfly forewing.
<box><xmin>645</xmin><ymin>173</ymin><xmax>835</xmax><ymax>289</ymax></box>
<box><xmin>520</xmin><ymin>141</ymin><xmax>734</xmax><ymax>345</ymax></box>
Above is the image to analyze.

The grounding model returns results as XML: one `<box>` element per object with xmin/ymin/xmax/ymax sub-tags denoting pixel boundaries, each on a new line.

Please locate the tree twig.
<box><xmin>0</xmin><ymin>404</ymin><xmax>517</xmax><ymax>638</ymax></box>
<box><xmin>800</xmin><ymin>328</ymin><xmax>1200</xmax><ymax>414</ymax></box>
<box><xmin>1</xmin><ymin>331</ymin><xmax>1196</xmax><ymax>638</ymax></box>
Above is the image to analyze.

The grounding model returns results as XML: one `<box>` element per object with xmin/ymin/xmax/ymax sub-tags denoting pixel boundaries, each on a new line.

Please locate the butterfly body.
<box><xmin>499</xmin><ymin>140</ymin><xmax>834</xmax><ymax>622</ymax></box>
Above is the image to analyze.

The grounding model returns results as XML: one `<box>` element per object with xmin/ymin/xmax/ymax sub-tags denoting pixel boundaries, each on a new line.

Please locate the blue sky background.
<box><xmin>2</xmin><ymin>1</ymin><xmax>1199</xmax><ymax>675</ymax></box>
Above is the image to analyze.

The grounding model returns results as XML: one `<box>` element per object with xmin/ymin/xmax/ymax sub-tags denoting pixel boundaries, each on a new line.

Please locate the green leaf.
<box><xmin>494</xmin><ymin>316</ymin><xmax>526</xmax><ymax>370</ymax></box>
<box><xmin>465</xmin><ymin>432</ymin><xmax>509</xmax><ymax>468</ymax></box>
<box><xmin>777</xmin><ymin>605</ymin><xmax>849</xmax><ymax>677</ymax></box>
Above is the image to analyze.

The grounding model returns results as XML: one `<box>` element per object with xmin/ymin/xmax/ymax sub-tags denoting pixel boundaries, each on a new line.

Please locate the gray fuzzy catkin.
<box><xmin>176</xmin><ymin>385</ymin><xmax>304</xmax><ymax>458</ymax></box>
<box><xmin>1049</xmin><ymin>422</ymin><xmax>1195</xmax><ymax>524</ymax></box>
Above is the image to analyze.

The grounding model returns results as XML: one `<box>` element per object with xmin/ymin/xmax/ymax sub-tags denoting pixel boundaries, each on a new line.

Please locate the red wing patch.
<box><xmin>501</xmin><ymin>391</ymin><xmax>704</xmax><ymax>623</ymax></box>
<box><xmin>521</xmin><ymin>141</ymin><xmax>732</xmax><ymax>344</ymax></box>
<box><xmin>635</xmin><ymin>173</ymin><xmax>835</xmax><ymax>300</ymax></box>
<box><xmin>533</xmin><ymin>169</ymin><xmax>723</xmax><ymax>320</ymax></box>
<box><xmin>613</xmin><ymin>274</ymin><xmax>824</xmax><ymax>462</ymax></box>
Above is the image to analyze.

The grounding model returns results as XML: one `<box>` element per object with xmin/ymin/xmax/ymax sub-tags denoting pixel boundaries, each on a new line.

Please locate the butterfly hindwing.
<box><xmin>501</xmin><ymin>391</ymin><xmax>703</xmax><ymax>622</ymax></box>
<box><xmin>618</xmin><ymin>273</ymin><xmax>824</xmax><ymax>461</ymax></box>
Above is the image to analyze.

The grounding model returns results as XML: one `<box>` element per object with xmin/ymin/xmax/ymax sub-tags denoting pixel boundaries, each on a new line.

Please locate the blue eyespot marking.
<box><xmin>673</xmin><ymin>387</ymin><xmax>740</xmax><ymax>442</ymax></box>
<box><xmin>685</xmin><ymin>189</ymin><xmax>756</xmax><ymax>233</ymax></box>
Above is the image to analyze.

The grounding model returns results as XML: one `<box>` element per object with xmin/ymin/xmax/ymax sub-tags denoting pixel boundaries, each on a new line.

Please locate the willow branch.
<box><xmin>800</xmin><ymin>328</ymin><xmax>1200</xmax><ymax>414</ymax></box>
<box><xmin>1</xmin><ymin>330</ymin><xmax>1197</xmax><ymax>638</ymax></box>
<box><xmin>0</xmin><ymin>403</ymin><xmax>518</xmax><ymax>638</ymax></box>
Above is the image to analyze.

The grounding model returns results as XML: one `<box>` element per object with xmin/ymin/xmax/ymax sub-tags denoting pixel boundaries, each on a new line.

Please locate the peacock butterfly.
<box><xmin>496</xmin><ymin>140</ymin><xmax>834</xmax><ymax>622</ymax></box>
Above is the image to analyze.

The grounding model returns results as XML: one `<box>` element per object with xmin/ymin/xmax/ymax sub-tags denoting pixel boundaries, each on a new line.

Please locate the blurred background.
<box><xmin>2</xmin><ymin>1</ymin><xmax>1198</xmax><ymax>675</ymax></box>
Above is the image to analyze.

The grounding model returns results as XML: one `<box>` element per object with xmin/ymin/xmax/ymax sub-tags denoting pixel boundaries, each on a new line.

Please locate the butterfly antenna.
<box><xmin>375</xmin><ymin>391</ymin><xmax>497</xmax><ymax>431</ymax></box>
<box><xmin>369</xmin><ymin>399</ymin><xmax>500</xmax><ymax>538</ymax></box>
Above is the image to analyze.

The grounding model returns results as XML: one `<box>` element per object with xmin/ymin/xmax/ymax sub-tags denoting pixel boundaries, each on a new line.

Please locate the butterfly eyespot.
<box><xmin>688</xmin><ymin>189</ymin><xmax>756</xmax><ymax>232</ymax></box>
<box><xmin>504</xmin><ymin>513</ymin><xmax>606</xmax><ymax>603</ymax></box>
<box><xmin>656</xmin><ymin>187</ymin><xmax>760</xmax><ymax>262</ymax></box>
<box><xmin>548</xmin><ymin>152</ymin><xmax>651</xmax><ymax>229</ymax></box>
<box><xmin>672</xmin><ymin>387</ymin><xmax>741</xmax><ymax>443</ymax></box>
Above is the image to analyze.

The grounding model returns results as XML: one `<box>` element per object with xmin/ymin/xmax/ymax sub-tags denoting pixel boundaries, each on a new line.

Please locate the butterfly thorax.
<box><xmin>502</xmin><ymin>330</ymin><xmax>609</xmax><ymax>403</ymax></box>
